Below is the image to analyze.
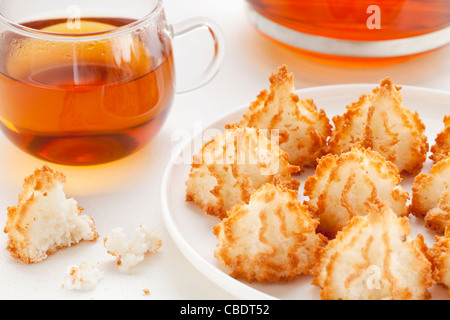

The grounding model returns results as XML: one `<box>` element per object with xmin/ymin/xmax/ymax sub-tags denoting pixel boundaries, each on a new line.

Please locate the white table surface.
<box><xmin>0</xmin><ymin>0</ymin><xmax>449</xmax><ymax>300</ymax></box>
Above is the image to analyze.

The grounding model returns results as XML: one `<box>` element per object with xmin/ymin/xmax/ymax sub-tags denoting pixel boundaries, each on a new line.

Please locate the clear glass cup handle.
<box><xmin>170</xmin><ymin>18</ymin><xmax>225</xmax><ymax>94</ymax></box>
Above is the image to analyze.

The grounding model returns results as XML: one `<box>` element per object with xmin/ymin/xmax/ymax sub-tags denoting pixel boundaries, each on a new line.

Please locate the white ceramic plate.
<box><xmin>161</xmin><ymin>84</ymin><xmax>450</xmax><ymax>300</ymax></box>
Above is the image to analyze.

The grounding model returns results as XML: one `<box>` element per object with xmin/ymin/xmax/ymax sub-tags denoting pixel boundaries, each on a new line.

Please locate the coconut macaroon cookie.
<box><xmin>213</xmin><ymin>182</ymin><xmax>327</xmax><ymax>283</ymax></box>
<box><xmin>304</xmin><ymin>147</ymin><xmax>409</xmax><ymax>239</ymax></box>
<box><xmin>312</xmin><ymin>200</ymin><xmax>434</xmax><ymax>300</ymax></box>
<box><xmin>430</xmin><ymin>115</ymin><xmax>450</xmax><ymax>163</ymax></box>
<box><xmin>328</xmin><ymin>77</ymin><xmax>428</xmax><ymax>175</ymax></box>
<box><xmin>227</xmin><ymin>65</ymin><xmax>331</xmax><ymax>168</ymax></box>
<box><xmin>411</xmin><ymin>157</ymin><xmax>450</xmax><ymax>234</ymax></box>
<box><xmin>4</xmin><ymin>166</ymin><xmax>98</xmax><ymax>264</ymax></box>
<box><xmin>186</xmin><ymin>126</ymin><xmax>300</xmax><ymax>219</ymax></box>
<box><xmin>429</xmin><ymin>222</ymin><xmax>450</xmax><ymax>298</ymax></box>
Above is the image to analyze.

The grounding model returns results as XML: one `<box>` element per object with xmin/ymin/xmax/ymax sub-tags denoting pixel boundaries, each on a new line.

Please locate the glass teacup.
<box><xmin>0</xmin><ymin>0</ymin><xmax>224</xmax><ymax>165</ymax></box>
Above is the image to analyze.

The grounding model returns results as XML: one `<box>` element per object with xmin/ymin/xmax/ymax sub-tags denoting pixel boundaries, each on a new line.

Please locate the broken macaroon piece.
<box><xmin>104</xmin><ymin>224</ymin><xmax>162</xmax><ymax>273</ymax></box>
<box><xmin>4</xmin><ymin>165</ymin><xmax>98</xmax><ymax>264</ymax></box>
<box><xmin>65</xmin><ymin>261</ymin><xmax>102</xmax><ymax>291</ymax></box>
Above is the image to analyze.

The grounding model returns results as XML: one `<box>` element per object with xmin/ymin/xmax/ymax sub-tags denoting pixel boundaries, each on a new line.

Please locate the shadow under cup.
<box><xmin>0</xmin><ymin>0</ymin><xmax>176</xmax><ymax>166</ymax></box>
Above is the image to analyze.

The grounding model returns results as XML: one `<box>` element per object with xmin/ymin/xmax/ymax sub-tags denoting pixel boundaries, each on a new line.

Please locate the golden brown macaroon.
<box><xmin>411</xmin><ymin>157</ymin><xmax>450</xmax><ymax>234</ymax></box>
<box><xmin>4</xmin><ymin>165</ymin><xmax>98</xmax><ymax>264</ymax></box>
<box><xmin>430</xmin><ymin>115</ymin><xmax>450</xmax><ymax>163</ymax></box>
<box><xmin>213</xmin><ymin>181</ymin><xmax>327</xmax><ymax>283</ymax></box>
<box><xmin>304</xmin><ymin>147</ymin><xmax>409</xmax><ymax>239</ymax></box>
<box><xmin>328</xmin><ymin>77</ymin><xmax>428</xmax><ymax>175</ymax></box>
<box><xmin>312</xmin><ymin>200</ymin><xmax>434</xmax><ymax>300</ymax></box>
<box><xmin>186</xmin><ymin>126</ymin><xmax>300</xmax><ymax>219</ymax></box>
<box><xmin>226</xmin><ymin>65</ymin><xmax>331</xmax><ymax>168</ymax></box>
<box><xmin>429</xmin><ymin>222</ymin><xmax>450</xmax><ymax>298</ymax></box>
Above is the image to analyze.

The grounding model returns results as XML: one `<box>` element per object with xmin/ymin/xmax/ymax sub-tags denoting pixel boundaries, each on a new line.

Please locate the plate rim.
<box><xmin>160</xmin><ymin>83</ymin><xmax>450</xmax><ymax>300</ymax></box>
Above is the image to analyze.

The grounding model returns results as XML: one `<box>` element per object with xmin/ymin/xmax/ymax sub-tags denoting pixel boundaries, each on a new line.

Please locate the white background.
<box><xmin>0</xmin><ymin>0</ymin><xmax>449</xmax><ymax>300</ymax></box>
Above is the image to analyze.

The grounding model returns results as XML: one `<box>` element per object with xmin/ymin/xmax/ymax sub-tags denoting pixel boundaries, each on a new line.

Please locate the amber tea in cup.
<box><xmin>0</xmin><ymin>0</ymin><xmax>224</xmax><ymax>165</ymax></box>
<box><xmin>247</xmin><ymin>0</ymin><xmax>450</xmax><ymax>63</ymax></box>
